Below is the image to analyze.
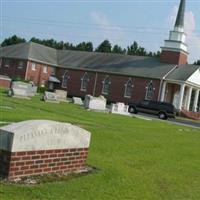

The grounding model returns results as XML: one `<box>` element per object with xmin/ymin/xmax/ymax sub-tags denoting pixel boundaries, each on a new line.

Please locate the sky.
<box><xmin>0</xmin><ymin>0</ymin><xmax>200</xmax><ymax>63</ymax></box>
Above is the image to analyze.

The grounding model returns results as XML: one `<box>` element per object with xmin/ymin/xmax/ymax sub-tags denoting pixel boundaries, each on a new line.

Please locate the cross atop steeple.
<box><xmin>175</xmin><ymin>0</ymin><xmax>186</xmax><ymax>28</ymax></box>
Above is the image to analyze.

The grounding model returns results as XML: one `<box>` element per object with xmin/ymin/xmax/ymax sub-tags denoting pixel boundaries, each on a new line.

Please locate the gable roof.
<box><xmin>0</xmin><ymin>42</ymin><xmax>57</xmax><ymax>66</ymax></box>
<box><xmin>1</xmin><ymin>42</ymin><xmax>198</xmax><ymax>81</ymax></box>
<box><xmin>0</xmin><ymin>42</ymin><xmax>30</xmax><ymax>60</ymax></box>
<box><xmin>166</xmin><ymin>65</ymin><xmax>200</xmax><ymax>81</ymax></box>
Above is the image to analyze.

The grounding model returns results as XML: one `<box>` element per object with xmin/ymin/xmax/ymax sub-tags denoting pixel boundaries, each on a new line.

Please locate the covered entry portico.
<box><xmin>160</xmin><ymin>80</ymin><xmax>200</xmax><ymax>112</ymax></box>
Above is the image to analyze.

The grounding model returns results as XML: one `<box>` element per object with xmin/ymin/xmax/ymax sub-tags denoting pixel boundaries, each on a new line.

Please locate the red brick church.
<box><xmin>0</xmin><ymin>0</ymin><xmax>200</xmax><ymax>113</ymax></box>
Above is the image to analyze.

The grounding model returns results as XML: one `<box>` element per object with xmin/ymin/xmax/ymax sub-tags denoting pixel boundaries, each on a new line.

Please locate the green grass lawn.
<box><xmin>0</xmin><ymin>89</ymin><xmax>200</xmax><ymax>200</ymax></box>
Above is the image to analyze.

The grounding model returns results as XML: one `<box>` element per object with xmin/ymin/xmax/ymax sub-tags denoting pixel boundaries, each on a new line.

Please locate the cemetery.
<box><xmin>0</xmin><ymin>88</ymin><xmax>200</xmax><ymax>200</ymax></box>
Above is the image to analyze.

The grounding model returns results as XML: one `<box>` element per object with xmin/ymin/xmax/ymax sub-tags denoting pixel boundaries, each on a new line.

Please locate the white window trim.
<box><xmin>52</xmin><ymin>67</ymin><xmax>56</xmax><ymax>75</ymax></box>
<box><xmin>31</xmin><ymin>63</ymin><xmax>36</xmax><ymax>71</ymax></box>
<box><xmin>124</xmin><ymin>78</ymin><xmax>134</xmax><ymax>98</ymax></box>
<box><xmin>145</xmin><ymin>80</ymin><xmax>155</xmax><ymax>100</ymax></box>
<box><xmin>5</xmin><ymin>59</ymin><xmax>10</xmax><ymax>68</ymax></box>
<box><xmin>43</xmin><ymin>65</ymin><xmax>48</xmax><ymax>73</ymax></box>
<box><xmin>17</xmin><ymin>61</ymin><xmax>24</xmax><ymax>69</ymax></box>
<box><xmin>62</xmin><ymin>71</ymin><xmax>69</xmax><ymax>88</ymax></box>
<box><xmin>102</xmin><ymin>76</ymin><xmax>111</xmax><ymax>95</ymax></box>
<box><xmin>81</xmin><ymin>72</ymin><xmax>89</xmax><ymax>92</ymax></box>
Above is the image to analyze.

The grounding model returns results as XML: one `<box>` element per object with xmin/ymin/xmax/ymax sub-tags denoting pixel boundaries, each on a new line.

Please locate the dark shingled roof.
<box><xmin>0</xmin><ymin>42</ymin><xmax>30</xmax><ymax>60</ymax></box>
<box><xmin>57</xmin><ymin>50</ymin><xmax>176</xmax><ymax>79</ymax></box>
<box><xmin>166</xmin><ymin>65</ymin><xmax>200</xmax><ymax>81</ymax></box>
<box><xmin>0</xmin><ymin>42</ymin><xmax>57</xmax><ymax>66</ymax></box>
<box><xmin>175</xmin><ymin>0</ymin><xmax>186</xmax><ymax>27</ymax></box>
<box><xmin>1</xmin><ymin>42</ymin><xmax>198</xmax><ymax>81</ymax></box>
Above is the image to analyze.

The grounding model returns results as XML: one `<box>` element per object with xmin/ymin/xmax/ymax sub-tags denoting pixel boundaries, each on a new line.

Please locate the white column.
<box><xmin>177</xmin><ymin>84</ymin><xmax>185</xmax><ymax>110</ymax></box>
<box><xmin>186</xmin><ymin>87</ymin><xmax>193</xmax><ymax>111</ymax></box>
<box><xmin>192</xmin><ymin>89</ymin><xmax>200</xmax><ymax>112</ymax></box>
<box><xmin>160</xmin><ymin>81</ymin><xmax>167</xmax><ymax>102</ymax></box>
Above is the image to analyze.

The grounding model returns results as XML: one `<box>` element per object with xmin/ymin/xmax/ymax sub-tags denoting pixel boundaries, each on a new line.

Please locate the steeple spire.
<box><xmin>175</xmin><ymin>0</ymin><xmax>186</xmax><ymax>28</ymax></box>
<box><xmin>160</xmin><ymin>0</ymin><xmax>188</xmax><ymax>65</ymax></box>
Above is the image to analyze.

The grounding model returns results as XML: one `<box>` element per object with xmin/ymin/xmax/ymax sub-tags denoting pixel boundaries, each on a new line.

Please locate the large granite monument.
<box><xmin>9</xmin><ymin>81</ymin><xmax>37</xmax><ymax>98</ymax></box>
<box><xmin>43</xmin><ymin>91</ymin><xmax>59</xmax><ymax>103</ymax></box>
<box><xmin>55</xmin><ymin>90</ymin><xmax>68</xmax><ymax>102</ymax></box>
<box><xmin>84</xmin><ymin>95</ymin><xmax>107</xmax><ymax>111</ymax></box>
<box><xmin>110</xmin><ymin>102</ymin><xmax>129</xmax><ymax>115</ymax></box>
<box><xmin>72</xmin><ymin>97</ymin><xmax>83</xmax><ymax>105</ymax></box>
<box><xmin>0</xmin><ymin>120</ymin><xmax>91</xmax><ymax>180</ymax></box>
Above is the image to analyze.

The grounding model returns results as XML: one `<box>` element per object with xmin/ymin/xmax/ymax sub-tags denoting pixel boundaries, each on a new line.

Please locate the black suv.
<box><xmin>128</xmin><ymin>100</ymin><xmax>176</xmax><ymax>120</ymax></box>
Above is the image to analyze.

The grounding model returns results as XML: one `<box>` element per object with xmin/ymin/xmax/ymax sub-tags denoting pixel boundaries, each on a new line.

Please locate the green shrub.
<box><xmin>37</xmin><ymin>86</ymin><xmax>47</xmax><ymax>93</ymax></box>
<box><xmin>12</xmin><ymin>76</ymin><xmax>29</xmax><ymax>83</ymax></box>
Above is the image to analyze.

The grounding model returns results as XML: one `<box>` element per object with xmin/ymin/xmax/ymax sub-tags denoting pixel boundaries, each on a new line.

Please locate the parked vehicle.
<box><xmin>128</xmin><ymin>100</ymin><xmax>176</xmax><ymax>120</ymax></box>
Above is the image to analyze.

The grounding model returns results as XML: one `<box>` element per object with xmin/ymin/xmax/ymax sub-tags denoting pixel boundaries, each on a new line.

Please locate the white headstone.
<box><xmin>11</xmin><ymin>81</ymin><xmax>37</xmax><ymax>98</ymax></box>
<box><xmin>55</xmin><ymin>90</ymin><xmax>67</xmax><ymax>102</ymax></box>
<box><xmin>44</xmin><ymin>91</ymin><xmax>59</xmax><ymax>103</ymax></box>
<box><xmin>0</xmin><ymin>120</ymin><xmax>91</xmax><ymax>152</ymax></box>
<box><xmin>110</xmin><ymin>102</ymin><xmax>129</xmax><ymax>115</ymax></box>
<box><xmin>73</xmin><ymin>97</ymin><xmax>83</xmax><ymax>105</ymax></box>
<box><xmin>84</xmin><ymin>95</ymin><xmax>106</xmax><ymax>111</ymax></box>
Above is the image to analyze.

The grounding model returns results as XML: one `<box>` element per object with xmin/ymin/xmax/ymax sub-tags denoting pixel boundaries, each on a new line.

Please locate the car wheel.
<box><xmin>128</xmin><ymin>106</ymin><xmax>137</xmax><ymax>114</ymax></box>
<box><xmin>158</xmin><ymin>112</ymin><xmax>167</xmax><ymax>120</ymax></box>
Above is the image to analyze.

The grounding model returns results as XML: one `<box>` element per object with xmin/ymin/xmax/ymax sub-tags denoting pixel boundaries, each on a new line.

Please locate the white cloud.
<box><xmin>168</xmin><ymin>6</ymin><xmax>200</xmax><ymax>63</ymax></box>
<box><xmin>90</xmin><ymin>11</ymin><xmax>124</xmax><ymax>46</ymax></box>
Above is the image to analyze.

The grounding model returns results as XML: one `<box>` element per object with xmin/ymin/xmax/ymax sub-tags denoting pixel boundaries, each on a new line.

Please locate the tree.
<box><xmin>137</xmin><ymin>47</ymin><xmax>147</xmax><ymax>56</ymax></box>
<box><xmin>112</xmin><ymin>45</ymin><xmax>126</xmax><ymax>54</ymax></box>
<box><xmin>76</xmin><ymin>42</ymin><xmax>93</xmax><ymax>52</ymax></box>
<box><xmin>30</xmin><ymin>37</ymin><xmax>41</xmax><ymax>44</ymax></box>
<box><xmin>194</xmin><ymin>60</ymin><xmax>200</xmax><ymax>65</ymax></box>
<box><xmin>95</xmin><ymin>40</ymin><xmax>112</xmax><ymax>53</ymax></box>
<box><xmin>1</xmin><ymin>35</ymin><xmax>26</xmax><ymax>47</ymax></box>
<box><xmin>154</xmin><ymin>51</ymin><xmax>161</xmax><ymax>57</ymax></box>
<box><xmin>127</xmin><ymin>41</ymin><xmax>139</xmax><ymax>55</ymax></box>
<box><xmin>56</xmin><ymin>41</ymin><xmax>65</xmax><ymax>50</ymax></box>
<box><xmin>63</xmin><ymin>42</ymin><xmax>75</xmax><ymax>50</ymax></box>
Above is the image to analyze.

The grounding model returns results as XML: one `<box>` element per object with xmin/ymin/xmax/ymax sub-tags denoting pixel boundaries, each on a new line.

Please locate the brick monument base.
<box><xmin>0</xmin><ymin>120</ymin><xmax>91</xmax><ymax>180</ymax></box>
<box><xmin>0</xmin><ymin>148</ymin><xmax>88</xmax><ymax>180</ymax></box>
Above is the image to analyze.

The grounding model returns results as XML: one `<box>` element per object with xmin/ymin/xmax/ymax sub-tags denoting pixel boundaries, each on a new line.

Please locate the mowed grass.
<box><xmin>0</xmin><ymin>89</ymin><xmax>200</xmax><ymax>200</ymax></box>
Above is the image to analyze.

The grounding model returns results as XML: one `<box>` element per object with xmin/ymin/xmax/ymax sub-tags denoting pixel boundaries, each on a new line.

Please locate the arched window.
<box><xmin>102</xmin><ymin>76</ymin><xmax>110</xmax><ymax>95</ymax></box>
<box><xmin>124</xmin><ymin>79</ymin><xmax>133</xmax><ymax>98</ymax></box>
<box><xmin>145</xmin><ymin>81</ymin><xmax>155</xmax><ymax>100</ymax></box>
<box><xmin>62</xmin><ymin>71</ymin><xmax>69</xmax><ymax>88</ymax></box>
<box><xmin>81</xmin><ymin>72</ymin><xmax>89</xmax><ymax>91</ymax></box>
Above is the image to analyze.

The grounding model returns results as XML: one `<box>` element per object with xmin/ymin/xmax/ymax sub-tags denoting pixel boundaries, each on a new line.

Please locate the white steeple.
<box><xmin>161</xmin><ymin>0</ymin><xmax>188</xmax><ymax>55</ymax></box>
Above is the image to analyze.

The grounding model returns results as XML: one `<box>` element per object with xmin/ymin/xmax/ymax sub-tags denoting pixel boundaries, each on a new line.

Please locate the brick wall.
<box><xmin>25</xmin><ymin>61</ymin><xmax>54</xmax><ymax>86</ymax></box>
<box><xmin>181</xmin><ymin>109</ymin><xmax>200</xmax><ymax>120</ymax></box>
<box><xmin>56</xmin><ymin>68</ymin><xmax>160</xmax><ymax>103</ymax></box>
<box><xmin>0</xmin><ymin>77</ymin><xmax>11</xmax><ymax>88</ymax></box>
<box><xmin>160</xmin><ymin>50</ymin><xmax>188</xmax><ymax>65</ymax></box>
<box><xmin>0</xmin><ymin>58</ymin><xmax>161</xmax><ymax>103</ymax></box>
<box><xmin>0</xmin><ymin>148</ymin><xmax>89</xmax><ymax>180</ymax></box>
<box><xmin>0</xmin><ymin>58</ymin><xmax>27</xmax><ymax>79</ymax></box>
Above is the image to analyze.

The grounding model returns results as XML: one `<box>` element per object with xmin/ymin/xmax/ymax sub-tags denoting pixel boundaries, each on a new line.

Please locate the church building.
<box><xmin>0</xmin><ymin>0</ymin><xmax>200</xmax><ymax>113</ymax></box>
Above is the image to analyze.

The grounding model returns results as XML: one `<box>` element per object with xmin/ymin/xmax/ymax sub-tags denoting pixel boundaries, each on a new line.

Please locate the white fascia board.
<box><xmin>187</xmin><ymin>68</ymin><xmax>200</xmax><ymax>86</ymax></box>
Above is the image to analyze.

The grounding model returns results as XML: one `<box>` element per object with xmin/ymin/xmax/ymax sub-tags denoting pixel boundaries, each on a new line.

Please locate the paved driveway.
<box><xmin>133</xmin><ymin>113</ymin><xmax>200</xmax><ymax>129</ymax></box>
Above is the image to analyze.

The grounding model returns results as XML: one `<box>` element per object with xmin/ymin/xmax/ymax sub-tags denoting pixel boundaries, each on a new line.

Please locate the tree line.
<box><xmin>1</xmin><ymin>35</ymin><xmax>199</xmax><ymax>64</ymax></box>
<box><xmin>1</xmin><ymin>35</ymin><xmax>160</xmax><ymax>57</ymax></box>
